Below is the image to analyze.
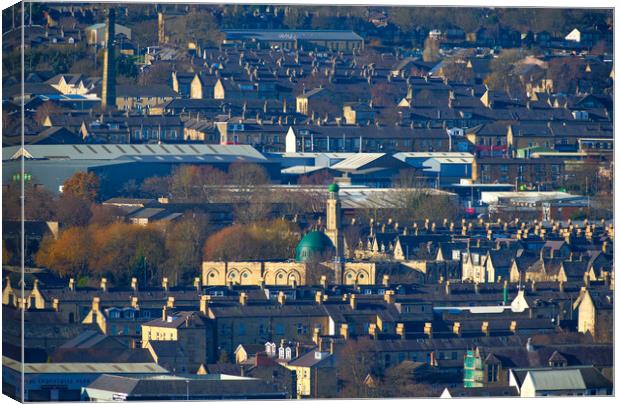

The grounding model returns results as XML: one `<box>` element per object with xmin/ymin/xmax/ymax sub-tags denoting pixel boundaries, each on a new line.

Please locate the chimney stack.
<box><xmin>531</xmin><ymin>280</ymin><xmax>537</xmax><ymax>292</ymax></box>
<box><xmin>166</xmin><ymin>296</ymin><xmax>175</xmax><ymax>308</ymax></box>
<box><xmin>474</xmin><ymin>282</ymin><xmax>480</xmax><ymax>294</ymax></box>
<box><xmin>52</xmin><ymin>298</ymin><xmax>60</xmax><ymax>312</ymax></box>
<box><xmin>131</xmin><ymin>296</ymin><xmax>139</xmax><ymax>309</ymax></box>
<box><xmin>277</xmin><ymin>291</ymin><xmax>286</xmax><ymax>306</ymax></box>
<box><xmin>194</xmin><ymin>277</ymin><xmax>201</xmax><ymax>291</ymax></box>
<box><xmin>315</xmin><ymin>291</ymin><xmax>323</xmax><ymax>305</ymax></box>
<box><xmin>559</xmin><ymin>280</ymin><xmax>565</xmax><ymax>293</ymax></box>
<box><xmin>382</xmin><ymin>275</ymin><xmax>390</xmax><ymax>288</ymax></box>
<box><xmin>424</xmin><ymin>322</ymin><xmax>433</xmax><ymax>339</ymax></box>
<box><xmin>100</xmin><ymin>278</ymin><xmax>108</xmax><ymax>292</ymax></box>
<box><xmin>368</xmin><ymin>323</ymin><xmax>378</xmax><ymax>339</ymax></box>
<box><xmin>312</xmin><ymin>327</ymin><xmax>321</xmax><ymax>344</ymax></box>
<box><xmin>101</xmin><ymin>8</ymin><xmax>116</xmax><ymax>111</ymax></box>
<box><xmin>445</xmin><ymin>280</ymin><xmax>451</xmax><ymax>295</ymax></box>
<box><xmin>396</xmin><ymin>323</ymin><xmax>405</xmax><ymax>339</ymax></box>
<box><xmin>162</xmin><ymin>277</ymin><xmax>169</xmax><ymax>292</ymax></box>
<box><xmin>320</xmin><ymin>275</ymin><xmax>328</xmax><ymax>289</ymax></box>
<box><xmin>92</xmin><ymin>297</ymin><xmax>101</xmax><ymax>312</ymax></box>
<box><xmin>384</xmin><ymin>290</ymin><xmax>395</xmax><ymax>304</ymax></box>
<box><xmin>200</xmin><ymin>295</ymin><xmax>210</xmax><ymax>315</ymax></box>
<box><xmin>131</xmin><ymin>277</ymin><xmax>138</xmax><ymax>292</ymax></box>
<box><xmin>481</xmin><ymin>321</ymin><xmax>490</xmax><ymax>336</ymax></box>
<box><xmin>340</xmin><ymin>323</ymin><xmax>349</xmax><ymax>340</ymax></box>
<box><xmin>453</xmin><ymin>322</ymin><xmax>461</xmax><ymax>336</ymax></box>
<box><xmin>510</xmin><ymin>320</ymin><xmax>518</xmax><ymax>334</ymax></box>
<box><xmin>68</xmin><ymin>278</ymin><xmax>75</xmax><ymax>291</ymax></box>
<box><xmin>239</xmin><ymin>292</ymin><xmax>248</xmax><ymax>306</ymax></box>
<box><xmin>349</xmin><ymin>294</ymin><xmax>357</xmax><ymax>310</ymax></box>
<box><xmin>162</xmin><ymin>305</ymin><xmax>167</xmax><ymax>321</ymax></box>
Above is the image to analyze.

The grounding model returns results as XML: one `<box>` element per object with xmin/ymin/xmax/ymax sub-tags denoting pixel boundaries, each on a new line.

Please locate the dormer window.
<box><xmin>285</xmin><ymin>347</ymin><xmax>292</xmax><ymax>360</ymax></box>
<box><xmin>278</xmin><ymin>347</ymin><xmax>285</xmax><ymax>359</ymax></box>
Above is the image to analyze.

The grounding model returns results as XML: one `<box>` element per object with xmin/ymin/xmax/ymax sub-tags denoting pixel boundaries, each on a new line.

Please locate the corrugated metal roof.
<box><xmin>527</xmin><ymin>369</ymin><xmax>586</xmax><ymax>390</ymax></box>
<box><xmin>395</xmin><ymin>152</ymin><xmax>474</xmax><ymax>160</ymax></box>
<box><xmin>3</xmin><ymin>144</ymin><xmax>266</xmax><ymax>162</ymax></box>
<box><xmin>2</xmin><ymin>356</ymin><xmax>168</xmax><ymax>374</ymax></box>
<box><xmin>330</xmin><ymin>153</ymin><xmax>385</xmax><ymax>170</ymax></box>
<box><xmin>281</xmin><ymin>165</ymin><xmax>326</xmax><ymax>175</ymax></box>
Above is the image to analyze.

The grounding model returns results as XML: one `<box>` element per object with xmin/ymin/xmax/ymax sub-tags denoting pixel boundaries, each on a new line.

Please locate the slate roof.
<box><xmin>86</xmin><ymin>374</ymin><xmax>286</xmax><ymax>398</ymax></box>
<box><xmin>479</xmin><ymin>344</ymin><xmax>613</xmax><ymax>369</ymax></box>
<box><xmin>223</xmin><ymin>29</ymin><xmax>363</xmax><ymax>42</ymax></box>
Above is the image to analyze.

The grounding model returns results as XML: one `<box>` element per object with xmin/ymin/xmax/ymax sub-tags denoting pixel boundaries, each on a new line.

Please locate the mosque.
<box><xmin>201</xmin><ymin>183</ymin><xmax>421</xmax><ymax>286</ymax></box>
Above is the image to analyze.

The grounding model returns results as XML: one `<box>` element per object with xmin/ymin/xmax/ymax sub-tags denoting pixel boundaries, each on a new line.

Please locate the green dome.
<box><xmin>295</xmin><ymin>231</ymin><xmax>335</xmax><ymax>262</ymax></box>
<box><xmin>327</xmin><ymin>183</ymin><xmax>340</xmax><ymax>193</ymax></box>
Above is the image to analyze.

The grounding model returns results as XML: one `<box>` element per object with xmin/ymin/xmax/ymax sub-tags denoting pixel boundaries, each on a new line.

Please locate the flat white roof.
<box><xmin>481</xmin><ymin>191</ymin><xmax>579</xmax><ymax>205</ymax></box>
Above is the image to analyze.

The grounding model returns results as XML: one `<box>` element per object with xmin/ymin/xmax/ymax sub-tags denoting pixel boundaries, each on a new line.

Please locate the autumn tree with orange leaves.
<box><xmin>36</xmin><ymin>227</ymin><xmax>92</xmax><ymax>277</ymax></box>
<box><xmin>62</xmin><ymin>172</ymin><xmax>100</xmax><ymax>202</ymax></box>
<box><xmin>203</xmin><ymin>219</ymin><xmax>299</xmax><ymax>262</ymax></box>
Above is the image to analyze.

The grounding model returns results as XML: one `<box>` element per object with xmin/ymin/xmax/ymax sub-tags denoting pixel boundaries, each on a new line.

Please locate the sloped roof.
<box><xmin>3</xmin><ymin>144</ymin><xmax>266</xmax><ymax>163</ymax></box>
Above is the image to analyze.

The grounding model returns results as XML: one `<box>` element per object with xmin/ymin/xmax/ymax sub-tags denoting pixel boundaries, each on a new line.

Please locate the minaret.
<box><xmin>325</xmin><ymin>183</ymin><xmax>345</xmax><ymax>285</ymax></box>
<box><xmin>325</xmin><ymin>183</ymin><xmax>344</xmax><ymax>257</ymax></box>
<box><xmin>101</xmin><ymin>8</ymin><xmax>116</xmax><ymax>111</ymax></box>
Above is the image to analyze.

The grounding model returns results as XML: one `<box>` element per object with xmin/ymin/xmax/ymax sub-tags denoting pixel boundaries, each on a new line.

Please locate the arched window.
<box><xmin>285</xmin><ymin>347</ymin><xmax>292</xmax><ymax>360</ymax></box>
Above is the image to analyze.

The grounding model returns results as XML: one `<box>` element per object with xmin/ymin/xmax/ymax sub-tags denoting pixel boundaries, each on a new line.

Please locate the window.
<box><xmin>110</xmin><ymin>325</ymin><xmax>117</xmax><ymax>335</ymax></box>
<box><xmin>238</xmin><ymin>323</ymin><xmax>246</xmax><ymax>336</ymax></box>
<box><xmin>487</xmin><ymin>364</ymin><xmax>498</xmax><ymax>382</ymax></box>
<box><xmin>275</xmin><ymin>324</ymin><xmax>284</xmax><ymax>335</ymax></box>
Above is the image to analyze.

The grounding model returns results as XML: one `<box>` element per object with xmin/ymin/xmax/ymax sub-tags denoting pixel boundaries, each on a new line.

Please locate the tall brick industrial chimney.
<box><xmin>101</xmin><ymin>8</ymin><xmax>116</xmax><ymax>111</ymax></box>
